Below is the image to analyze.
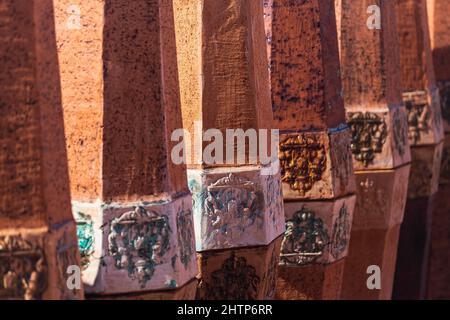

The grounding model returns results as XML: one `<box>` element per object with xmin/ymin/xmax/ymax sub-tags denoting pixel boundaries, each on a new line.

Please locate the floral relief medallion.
<box><xmin>403</xmin><ymin>91</ymin><xmax>431</xmax><ymax>145</ymax></box>
<box><xmin>203</xmin><ymin>174</ymin><xmax>263</xmax><ymax>248</ymax></box>
<box><xmin>108</xmin><ymin>207</ymin><xmax>171</xmax><ymax>288</ymax></box>
<box><xmin>348</xmin><ymin>112</ymin><xmax>388</xmax><ymax>167</ymax></box>
<box><xmin>280</xmin><ymin>207</ymin><xmax>329</xmax><ymax>266</ymax></box>
<box><xmin>279</xmin><ymin>134</ymin><xmax>327</xmax><ymax>195</ymax></box>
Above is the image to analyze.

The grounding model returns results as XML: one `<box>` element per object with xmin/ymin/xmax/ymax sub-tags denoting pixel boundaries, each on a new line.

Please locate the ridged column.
<box><xmin>0</xmin><ymin>0</ymin><xmax>83</xmax><ymax>300</ymax></box>
<box><xmin>335</xmin><ymin>0</ymin><xmax>411</xmax><ymax>300</ymax></box>
<box><xmin>54</xmin><ymin>0</ymin><xmax>198</xmax><ymax>299</ymax></box>
<box><xmin>268</xmin><ymin>0</ymin><xmax>356</xmax><ymax>300</ymax></box>
<box><xmin>393</xmin><ymin>0</ymin><xmax>444</xmax><ymax>300</ymax></box>
<box><xmin>173</xmin><ymin>0</ymin><xmax>286</xmax><ymax>300</ymax></box>
<box><xmin>426</xmin><ymin>0</ymin><xmax>450</xmax><ymax>300</ymax></box>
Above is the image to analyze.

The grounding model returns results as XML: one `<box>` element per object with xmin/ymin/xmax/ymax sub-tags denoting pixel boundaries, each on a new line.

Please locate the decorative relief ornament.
<box><xmin>440</xmin><ymin>145</ymin><xmax>450</xmax><ymax>185</ymax></box>
<box><xmin>176</xmin><ymin>208</ymin><xmax>194</xmax><ymax>269</ymax></box>
<box><xmin>330</xmin><ymin>204</ymin><xmax>350</xmax><ymax>259</ymax></box>
<box><xmin>0</xmin><ymin>235</ymin><xmax>47</xmax><ymax>300</ymax></box>
<box><xmin>280</xmin><ymin>208</ymin><xmax>329</xmax><ymax>266</ymax></box>
<box><xmin>279</xmin><ymin>134</ymin><xmax>326</xmax><ymax>195</ymax></box>
<box><xmin>108</xmin><ymin>207</ymin><xmax>171</xmax><ymax>288</ymax></box>
<box><xmin>264</xmin><ymin>248</ymin><xmax>277</xmax><ymax>299</ymax></box>
<box><xmin>438</xmin><ymin>81</ymin><xmax>450</xmax><ymax>124</ymax></box>
<box><xmin>199</xmin><ymin>253</ymin><xmax>260</xmax><ymax>300</ymax></box>
<box><xmin>331</xmin><ymin>130</ymin><xmax>353</xmax><ymax>190</ymax></box>
<box><xmin>204</xmin><ymin>174</ymin><xmax>263</xmax><ymax>247</ymax></box>
<box><xmin>266</xmin><ymin>175</ymin><xmax>283</xmax><ymax>225</ymax></box>
<box><xmin>75</xmin><ymin>212</ymin><xmax>94</xmax><ymax>270</ymax></box>
<box><xmin>348</xmin><ymin>112</ymin><xmax>388</xmax><ymax>167</ymax></box>
<box><xmin>357</xmin><ymin>178</ymin><xmax>386</xmax><ymax>219</ymax></box>
<box><xmin>393</xmin><ymin>108</ymin><xmax>409</xmax><ymax>156</ymax></box>
<box><xmin>403</xmin><ymin>91</ymin><xmax>431</xmax><ymax>145</ymax></box>
<box><xmin>431</xmin><ymin>87</ymin><xmax>443</xmax><ymax>132</ymax></box>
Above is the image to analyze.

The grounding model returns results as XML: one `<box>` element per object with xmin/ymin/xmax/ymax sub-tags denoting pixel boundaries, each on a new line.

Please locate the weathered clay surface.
<box><xmin>428</xmin><ymin>0</ymin><xmax>450</xmax><ymax>132</ymax></box>
<box><xmin>427</xmin><ymin>0</ymin><xmax>450</xmax><ymax>84</ymax></box>
<box><xmin>270</xmin><ymin>0</ymin><xmax>345</xmax><ymax>131</ymax></box>
<box><xmin>276</xmin><ymin>259</ymin><xmax>346</xmax><ymax>300</ymax></box>
<box><xmin>352</xmin><ymin>166</ymin><xmax>410</xmax><ymax>231</ymax></box>
<box><xmin>394</xmin><ymin>194</ymin><xmax>436</xmax><ymax>300</ymax></box>
<box><xmin>188</xmin><ymin>166</ymin><xmax>285</xmax><ymax>251</ymax></box>
<box><xmin>408</xmin><ymin>143</ymin><xmax>443</xmax><ymax>199</ymax></box>
<box><xmin>396</xmin><ymin>0</ymin><xmax>444</xmax><ymax>146</ymax></box>
<box><xmin>337</xmin><ymin>0</ymin><xmax>403</xmax><ymax>110</ymax></box>
<box><xmin>54</xmin><ymin>0</ymin><xmax>198</xmax><ymax>297</ymax></box>
<box><xmin>428</xmin><ymin>135</ymin><xmax>450</xmax><ymax>299</ymax></box>
<box><xmin>174</xmin><ymin>0</ymin><xmax>274</xmax><ymax>166</ymax></box>
<box><xmin>0</xmin><ymin>0</ymin><xmax>83</xmax><ymax>300</ymax></box>
<box><xmin>393</xmin><ymin>0</ymin><xmax>444</xmax><ymax>300</ymax></box>
<box><xmin>55</xmin><ymin>0</ymin><xmax>188</xmax><ymax>203</ymax></box>
<box><xmin>341</xmin><ymin>167</ymin><xmax>410</xmax><ymax>300</ymax></box>
<box><xmin>196</xmin><ymin>237</ymin><xmax>282</xmax><ymax>300</ymax></box>
<box><xmin>426</xmin><ymin>0</ymin><xmax>450</xmax><ymax>299</ymax></box>
<box><xmin>267</xmin><ymin>0</ymin><xmax>355</xmax><ymax>302</ymax></box>
<box><xmin>397</xmin><ymin>0</ymin><xmax>436</xmax><ymax>92</ymax></box>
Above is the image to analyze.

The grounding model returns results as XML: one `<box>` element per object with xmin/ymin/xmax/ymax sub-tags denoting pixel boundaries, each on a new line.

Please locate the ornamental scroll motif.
<box><xmin>279</xmin><ymin>134</ymin><xmax>326</xmax><ymax>195</ymax></box>
<box><xmin>438</xmin><ymin>81</ymin><xmax>450</xmax><ymax>124</ymax></box>
<box><xmin>176</xmin><ymin>208</ymin><xmax>194</xmax><ymax>269</ymax></box>
<box><xmin>440</xmin><ymin>144</ymin><xmax>450</xmax><ymax>185</ymax></box>
<box><xmin>204</xmin><ymin>174</ymin><xmax>263</xmax><ymax>247</ymax></box>
<box><xmin>330</xmin><ymin>204</ymin><xmax>350</xmax><ymax>259</ymax></box>
<box><xmin>75</xmin><ymin>212</ymin><xmax>94</xmax><ymax>270</ymax></box>
<box><xmin>264</xmin><ymin>248</ymin><xmax>278</xmax><ymax>299</ymax></box>
<box><xmin>108</xmin><ymin>207</ymin><xmax>171</xmax><ymax>288</ymax></box>
<box><xmin>280</xmin><ymin>208</ymin><xmax>329</xmax><ymax>266</ymax></box>
<box><xmin>348</xmin><ymin>112</ymin><xmax>388</xmax><ymax>167</ymax></box>
<box><xmin>403</xmin><ymin>91</ymin><xmax>431</xmax><ymax>145</ymax></box>
<box><xmin>0</xmin><ymin>235</ymin><xmax>47</xmax><ymax>300</ymax></box>
<box><xmin>393</xmin><ymin>108</ymin><xmax>409</xmax><ymax>157</ymax></box>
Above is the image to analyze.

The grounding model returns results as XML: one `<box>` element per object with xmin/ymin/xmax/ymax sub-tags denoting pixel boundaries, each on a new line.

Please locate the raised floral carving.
<box><xmin>393</xmin><ymin>108</ymin><xmax>409</xmax><ymax>156</ymax></box>
<box><xmin>279</xmin><ymin>134</ymin><xmax>326</xmax><ymax>195</ymax></box>
<box><xmin>403</xmin><ymin>91</ymin><xmax>431</xmax><ymax>145</ymax></box>
<box><xmin>438</xmin><ymin>81</ymin><xmax>450</xmax><ymax>124</ymax></box>
<box><xmin>441</xmin><ymin>144</ymin><xmax>450</xmax><ymax>186</ymax></box>
<box><xmin>176</xmin><ymin>208</ymin><xmax>194</xmax><ymax>269</ymax></box>
<box><xmin>348</xmin><ymin>112</ymin><xmax>388</xmax><ymax>167</ymax></box>
<box><xmin>108</xmin><ymin>207</ymin><xmax>171</xmax><ymax>288</ymax></box>
<box><xmin>204</xmin><ymin>174</ymin><xmax>263</xmax><ymax>247</ymax></box>
<box><xmin>330</xmin><ymin>204</ymin><xmax>350</xmax><ymax>259</ymax></box>
<box><xmin>280</xmin><ymin>208</ymin><xmax>329</xmax><ymax>266</ymax></box>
